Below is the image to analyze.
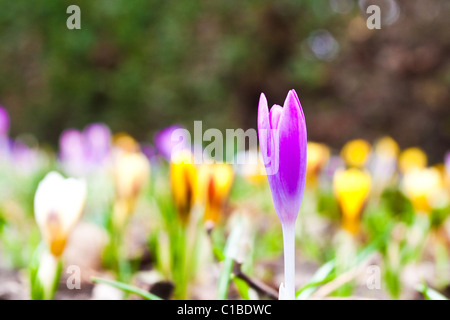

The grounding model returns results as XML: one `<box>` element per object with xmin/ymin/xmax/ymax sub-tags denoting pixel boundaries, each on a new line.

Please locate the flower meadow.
<box><xmin>0</xmin><ymin>89</ymin><xmax>450</xmax><ymax>301</ymax></box>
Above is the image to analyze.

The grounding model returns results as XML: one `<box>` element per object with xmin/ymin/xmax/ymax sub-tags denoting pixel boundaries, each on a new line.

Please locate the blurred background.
<box><xmin>1</xmin><ymin>0</ymin><xmax>449</xmax><ymax>162</ymax></box>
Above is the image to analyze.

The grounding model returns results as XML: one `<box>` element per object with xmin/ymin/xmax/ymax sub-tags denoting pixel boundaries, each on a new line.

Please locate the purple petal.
<box><xmin>0</xmin><ymin>105</ymin><xmax>10</xmax><ymax>136</ymax></box>
<box><xmin>258</xmin><ymin>94</ymin><xmax>277</xmax><ymax>174</ymax></box>
<box><xmin>269</xmin><ymin>104</ymin><xmax>283</xmax><ymax>130</ymax></box>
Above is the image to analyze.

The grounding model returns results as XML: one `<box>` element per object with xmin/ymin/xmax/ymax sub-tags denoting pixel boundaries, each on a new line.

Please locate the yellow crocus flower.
<box><xmin>374</xmin><ymin>136</ymin><xmax>399</xmax><ymax>159</ymax></box>
<box><xmin>341</xmin><ymin>139</ymin><xmax>371</xmax><ymax>168</ymax></box>
<box><xmin>170</xmin><ymin>151</ymin><xmax>198</xmax><ymax>223</ymax></box>
<box><xmin>333</xmin><ymin>168</ymin><xmax>371</xmax><ymax>234</ymax></box>
<box><xmin>112</xmin><ymin>135</ymin><xmax>151</xmax><ymax>228</ymax></box>
<box><xmin>398</xmin><ymin>147</ymin><xmax>427</xmax><ymax>174</ymax></box>
<box><xmin>306</xmin><ymin>142</ymin><xmax>330</xmax><ymax>187</ymax></box>
<box><xmin>198</xmin><ymin>163</ymin><xmax>234</xmax><ymax>228</ymax></box>
<box><xmin>402</xmin><ymin>167</ymin><xmax>444</xmax><ymax>214</ymax></box>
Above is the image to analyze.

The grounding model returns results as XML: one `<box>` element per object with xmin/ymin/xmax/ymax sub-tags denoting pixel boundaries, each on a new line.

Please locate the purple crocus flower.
<box><xmin>154</xmin><ymin>125</ymin><xmax>190</xmax><ymax>161</ymax></box>
<box><xmin>257</xmin><ymin>89</ymin><xmax>307</xmax><ymax>299</ymax></box>
<box><xmin>84</xmin><ymin>123</ymin><xmax>111</xmax><ymax>166</ymax></box>
<box><xmin>0</xmin><ymin>105</ymin><xmax>9</xmax><ymax>136</ymax></box>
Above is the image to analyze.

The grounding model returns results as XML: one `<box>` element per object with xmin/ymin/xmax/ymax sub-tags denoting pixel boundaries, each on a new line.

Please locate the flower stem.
<box><xmin>281</xmin><ymin>222</ymin><xmax>296</xmax><ymax>300</ymax></box>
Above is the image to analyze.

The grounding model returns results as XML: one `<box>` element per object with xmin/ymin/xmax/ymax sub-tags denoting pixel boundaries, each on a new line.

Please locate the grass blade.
<box><xmin>91</xmin><ymin>276</ymin><xmax>163</xmax><ymax>300</ymax></box>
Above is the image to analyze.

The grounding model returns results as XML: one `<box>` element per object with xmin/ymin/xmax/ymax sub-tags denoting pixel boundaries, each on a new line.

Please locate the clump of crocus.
<box><xmin>401</xmin><ymin>167</ymin><xmax>445</xmax><ymax>214</ymax></box>
<box><xmin>306</xmin><ymin>142</ymin><xmax>330</xmax><ymax>188</ymax></box>
<box><xmin>340</xmin><ymin>139</ymin><xmax>371</xmax><ymax>168</ymax></box>
<box><xmin>333</xmin><ymin>168</ymin><xmax>371</xmax><ymax>235</ymax></box>
<box><xmin>170</xmin><ymin>151</ymin><xmax>198</xmax><ymax>224</ymax></box>
<box><xmin>31</xmin><ymin>171</ymin><xmax>87</xmax><ymax>300</ymax></box>
<box><xmin>59</xmin><ymin>123</ymin><xmax>111</xmax><ymax>176</ymax></box>
<box><xmin>197</xmin><ymin>163</ymin><xmax>234</xmax><ymax>231</ymax></box>
<box><xmin>398</xmin><ymin>147</ymin><xmax>427</xmax><ymax>174</ymax></box>
<box><xmin>111</xmin><ymin>133</ymin><xmax>150</xmax><ymax>229</ymax></box>
<box><xmin>258</xmin><ymin>89</ymin><xmax>307</xmax><ymax>300</ymax></box>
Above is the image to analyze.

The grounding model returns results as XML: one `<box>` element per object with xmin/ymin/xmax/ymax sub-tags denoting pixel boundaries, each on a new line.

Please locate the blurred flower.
<box><xmin>398</xmin><ymin>147</ymin><xmax>427</xmax><ymax>174</ymax></box>
<box><xmin>369</xmin><ymin>136</ymin><xmax>399</xmax><ymax>192</ymax></box>
<box><xmin>374</xmin><ymin>136</ymin><xmax>399</xmax><ymax>159</ymax></box>
<box><xmin>341</xmin><ymin>139</ymin><xmax>371</xmax><ymax>168</ymax></box>
<box><xmin>10</xmin><ymin>139</ymin><xmax>40</xmax><ymax>174</ymax></box>
<box><xmin>0</xmin><ymin>105</ymin><xmax>9</xmax><ymax>136</ymax></box>
<box><xmin>306</xmin><ymin>142</ymin><xmax>330</xmax><ymax>187</ymax></box>
<box><xmin>170</xmin><ymin>151</ymin><xmax>198</xmax><ymax>223</ymax></box>
<box><xmin>84</xmin><ymin>123</ymin><xmax>111</xmax><ymax>166</ymax></box>
<box><xmin>198</xmin><ymin>163</ymin><xmax>234</xmax><ymax>229</ymax></box>
<box><xmin>59</xmin><ymin>129</ymin><xmax>86</xmax><ymax>175</ymax></box>
<box><xmin>333</xmin><ymin>168</ymin><xmax>371</xmax><ymax>234</ymax></box>
<box><xmin>258</xmin><ymin>89</ymin><xmax>307</xmax><ymax>300</ymax></box>
<box><xmin>59</xmin><ymin>123</ymin><xmax>111</xmax><ymax>176</ymax></box>
<box><xmin>112</xmin><ymin>135</ymin><xmax>150</xmax><ymax>228</ymax></box>
<box><xmin>402</xmin><ymin>167</ymin><xmax>446</xmax><ymax>214</ymax></box>
<box><xmin>34</xmin><ymin>171</ymin><xmax>87</xmax><ymax>257</ymax></box>
<box><xmin>154</xmin><ymin>125</ymin><xmax>190</xmax><ymax>161</ymax></box>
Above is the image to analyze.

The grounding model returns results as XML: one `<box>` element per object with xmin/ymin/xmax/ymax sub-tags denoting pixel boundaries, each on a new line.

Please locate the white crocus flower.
<box><xmin>34</xmin><ymin>171</ymin><xmax>87</xmax><ymax>257</ymax></box>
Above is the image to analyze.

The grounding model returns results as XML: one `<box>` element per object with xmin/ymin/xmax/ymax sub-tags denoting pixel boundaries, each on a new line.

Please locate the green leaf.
<box><xmin>91</xmin><ymin>277</ymin><xmax>163</xmax><ymax>300</ymax></box>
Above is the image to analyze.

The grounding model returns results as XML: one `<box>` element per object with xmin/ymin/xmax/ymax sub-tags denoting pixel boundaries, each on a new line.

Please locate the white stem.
<box><xmin>281</xmin><ymin>222</ymin><xmax>296</xmax><ymax>300</ymax></box>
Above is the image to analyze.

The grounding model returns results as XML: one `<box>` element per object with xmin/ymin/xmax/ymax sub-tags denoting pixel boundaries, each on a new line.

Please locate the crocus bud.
<box><xmin>170</xmin><ymin>151</ymin><xmax>198</xmax><ymax>223</ymax></box>
<box><xmin>333</xmin><ymin>168</ymin><xmax>371</xmax><ymax>235</ymax></box>
<box><xmin>113</xmin><ymin>151</ymin><xmax>150</xmax><ymax>201</ymax></box>
<box><xmin>340</xmin><ymin>139</ymin><xmax>371</xmax><ymax>168</ymax></box>
<box><xmin>402</xmin><ymin>167</ymin><xmax>444</xmax><ymax>214</ymax></box>
<box><xmin>370</xmin><ymin>136</ymin><xmax>399</xmax><ymax>192</ymax></box>
<box><xmin>398</xmin><ymin>147</ymin><xmax>427</xmax><ymax>174</ymax></box>
<box><xmin>34</xmin><ymin>171</ymin><xmax>87</xmax><ymax>257</ymax></box>
<box><xmin>257</xmin><ymin>90</ymin><xmax>307</xmax><ymax>226</ymax></box>
<box><xmin>112</xmin><ymin>143</ymin><xmax>150</xmax><ymax>228</ymax></box>
<box><xmin>257</xmin><ymin>89</ymin><xmax>307</xmax><ymax>300</ymax></box>
<box><xmin>198</xmin><ymin>163</ymin><xmax>234</xmax><ymax>229</ymax></box>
